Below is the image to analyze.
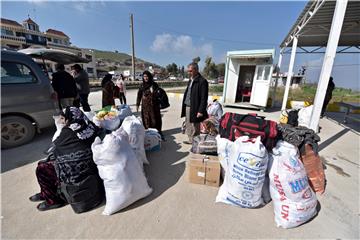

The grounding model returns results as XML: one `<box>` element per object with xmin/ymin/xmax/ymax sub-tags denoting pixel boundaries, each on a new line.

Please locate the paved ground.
<box><xmin>1</xmin><ymin>89</ymin><xmax>359</xmax><ymax>239</ymax></box>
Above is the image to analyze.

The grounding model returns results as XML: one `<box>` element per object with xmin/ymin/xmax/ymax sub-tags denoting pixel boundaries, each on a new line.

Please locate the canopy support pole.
<box><xmin>281</xmin><ymin>36</ymin><xmax>298</xmax><ymax>110</ymax></box>
<box><xmin>310</xmin><ymin>0</ymin><xmax>348</xmax><ymax>131</ymax></box>
<box><xmin>271</xmin><ymin>49</ymin><xmax>283</xmax><ymax>107</ymax></box>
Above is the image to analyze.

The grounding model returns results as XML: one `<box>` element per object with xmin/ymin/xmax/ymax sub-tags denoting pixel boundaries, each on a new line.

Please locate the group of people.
<box><xmin>30</xmin><ymin>61</ymin><xmax>210</xmax><ymax>212</ymax></box>
<box><xmin>51</xmin><ymin>64</ymin><xmax>91</xmax><ymax>111</ymax></box>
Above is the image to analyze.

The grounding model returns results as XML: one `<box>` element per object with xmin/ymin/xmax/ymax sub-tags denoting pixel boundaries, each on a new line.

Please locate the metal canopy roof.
<box><xmin>280</xmin><ymin>0</ymin><xmax>360</xmax><ymax>48</ymax></box>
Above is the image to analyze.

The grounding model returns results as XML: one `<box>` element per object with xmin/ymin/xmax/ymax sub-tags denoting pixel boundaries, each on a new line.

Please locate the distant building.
<box><xmin>1</xmin><ymin>17</ymin><xmax>97</xmax><ymax>78</ymax></box>
<box><xmin>272</xmin><ymin>72</ymin><xmax>305</xmax><ymax>89</ymax></box>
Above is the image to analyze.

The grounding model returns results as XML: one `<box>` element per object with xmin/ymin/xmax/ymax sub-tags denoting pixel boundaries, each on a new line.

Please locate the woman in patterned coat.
<box><xmin>136</xmin><ymin>71</ymin><xmax>164</xmax><ymax>140</ymax></box>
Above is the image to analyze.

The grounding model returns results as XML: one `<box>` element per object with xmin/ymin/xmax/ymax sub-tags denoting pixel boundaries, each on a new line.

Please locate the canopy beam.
<box><xmin>282</xmin><ymin>36</ymin><xmax>298</xmax><ymax>110</ymax></box>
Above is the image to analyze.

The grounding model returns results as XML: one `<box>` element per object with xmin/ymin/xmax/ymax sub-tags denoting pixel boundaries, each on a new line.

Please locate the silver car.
<box><xmin>1</xmin><ymin>50</ymin><xmax>57</xmax><ymax>148</ymax></box>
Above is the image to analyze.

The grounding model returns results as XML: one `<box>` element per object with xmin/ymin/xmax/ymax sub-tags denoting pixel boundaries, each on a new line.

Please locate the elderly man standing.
<box><xmin>72</xmin><ymin>64</ymin><xmax>91</xmax><ymax>111</ymax></box>
<box><xmin>181</xmin><ymin>62</ymin><xmax>209</xmax><ymax>144</ymax></box>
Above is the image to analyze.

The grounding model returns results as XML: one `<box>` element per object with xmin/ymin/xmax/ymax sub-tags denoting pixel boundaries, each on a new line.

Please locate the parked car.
<box><xmin>209</xmin><ymin>79</ymin><xmax>218</xmax><ymax>84</ymax></box>
<box><xmin>169</xmin><ymin>76</ymin><xmax>177</xmax><ymax>81</ymax></box>
<box><xmin>218</xmin><ymin>76</ymin><xmax>224</xmax><ymax>83</ymax></box>
<box><xmin>1</xmin><ymin>50</ymin><xmax>58</xmax><ymax>148</ymax></box>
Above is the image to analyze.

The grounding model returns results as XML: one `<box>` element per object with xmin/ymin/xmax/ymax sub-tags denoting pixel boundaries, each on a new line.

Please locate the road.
<box><xmin>1</xmin><ymin>89</ymin><xmax>359</xmax><ymax>239</ymax></box>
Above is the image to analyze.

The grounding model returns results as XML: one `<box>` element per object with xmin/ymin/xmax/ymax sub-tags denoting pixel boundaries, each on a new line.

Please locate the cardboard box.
<box><xmin>188</xmin><ymin>153</ymin><xmax>221</xmax><ymax>187</ymax></box>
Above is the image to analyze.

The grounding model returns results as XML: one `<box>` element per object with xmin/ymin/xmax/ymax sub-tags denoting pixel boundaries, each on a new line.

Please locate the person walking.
<box><xmin>321</xmin><ymin>77</ymin><xmax>335</xmax><ymax>117</ymax></box>
<box><xmin>136</xmin><ymin>70</ymin><xmax>164</xmax><ymax>140</ymax></box>
<box><xmin>51</xmin><ymin>64</ymin><xmax>77</xmax><ymax>109</ymax></box>
<box><xmin>101</xmin><ymin>73</ymin><xmax>115</xmax><ymax>108</ymax></box>
<box><xmin>116</xmin><ymin>74</ymin><xmax>127</xmax><ymax>105</ymax></box>
<box><xmin>181</xmin><ymin>62</ymin><xmax>209</xmax><ymax>144</ymax></box>
<box><xmin>72</xmin><ymin>64</ymin><xmax>91</xmax><ymax>111</ymax></box>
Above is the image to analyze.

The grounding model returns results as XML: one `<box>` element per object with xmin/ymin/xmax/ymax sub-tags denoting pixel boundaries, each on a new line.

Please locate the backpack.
<box><xmin>191</xmin><ymin>134</ymin><xmax>217</xmax><ymax>155</ymax></box>
<box><xmin>156</xmin><ymin>87</ymin><xmax>170</xmax><ymax>109</ymax></box>
<box><xmin>219</xmin><ymin>112</ymin><xmax>278</xmax><ymax>150</ymax></box>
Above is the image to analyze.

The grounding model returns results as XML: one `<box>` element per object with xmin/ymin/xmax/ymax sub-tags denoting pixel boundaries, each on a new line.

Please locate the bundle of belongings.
<box><xmin>188</xmin><ymin>101</ymin><xmax>224</xmax><ymax>187</ymax></box>
<box><xmin>42</xmin><ymin>105</ymin><xmax>160</xmax><ymax>216</ymax></box>
<box><xmin>207</xmin><ymin>110</ymin><xmax>326</xmax><ymax>229</ymax></box>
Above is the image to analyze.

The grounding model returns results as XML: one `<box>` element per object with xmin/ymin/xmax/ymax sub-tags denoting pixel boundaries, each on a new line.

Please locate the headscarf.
<box><xmin>62</xmin><ymin>107</ymin><xmax>97</xmax><ymax>140</ymax></box>
<box><xmin>101</xmin><ymin>74</ymin><xmax>113</xmax><ymax>88</ymax></box>
<box><xmin>142</xmin><ymin>70</ymin><xmax>154</xmax><ymax>90</ymax></box>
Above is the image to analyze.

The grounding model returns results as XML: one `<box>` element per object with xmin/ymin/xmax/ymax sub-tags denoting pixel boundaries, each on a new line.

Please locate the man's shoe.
<box><xmin>183</xmin><ymin>140</ymin><xmax>192</xmax><ymax>145</ymax></box>
<box><xmin>37</xmin><ymin>201</ymin><xmax>65</xmax><ymax>211</ymax></box>
<box><xmin>29</xmin><ymin>193</ymin><xmax>45</xmax><ymax>202</ymax></box>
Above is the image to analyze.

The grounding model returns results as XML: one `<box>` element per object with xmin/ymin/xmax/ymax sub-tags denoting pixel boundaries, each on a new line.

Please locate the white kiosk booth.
<box><xmin>222</xmin><ymin>49</ymin><xmax>275</xmax><ymax>110</ymax></box>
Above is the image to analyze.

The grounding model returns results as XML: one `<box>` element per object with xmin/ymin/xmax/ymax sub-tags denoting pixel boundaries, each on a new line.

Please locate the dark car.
<box><xmin>1</xmin><ymin>50</ymin><xmax>57</xmax><ymax>148</ymax></box>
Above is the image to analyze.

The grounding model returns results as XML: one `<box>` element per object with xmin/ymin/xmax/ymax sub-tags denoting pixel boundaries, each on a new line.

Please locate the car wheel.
<box><xmin>1</xmin><ymin>116</ymin><xmax>36</xmax><ymax>149</ymax></box>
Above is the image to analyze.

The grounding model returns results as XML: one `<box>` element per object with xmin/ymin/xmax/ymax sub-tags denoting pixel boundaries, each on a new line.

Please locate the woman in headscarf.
<box><xmin>30</xmin><ymin>107</ymin><xmax>104</xmax><ymax>212</ymax></box>
<box><xmin>136</xmin><ymin>70</ymin><xmax>164</xmax><ymax>140</ymax></box>
<box><xmin>101</xmin><ymin>73</ymin><xmax>115</xmax><ymax>108</ymax></box>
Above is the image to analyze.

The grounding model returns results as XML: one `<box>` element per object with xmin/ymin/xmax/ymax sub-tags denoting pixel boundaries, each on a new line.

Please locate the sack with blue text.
<box><xmin>216</xmin><ymin>136</ymin><xmax>269</xmax><ymax>208</ymax></box>
<box><xmin>269</xmin><ymin>141</ymin><xmax>318</xmax><ymax>228</ymax></box>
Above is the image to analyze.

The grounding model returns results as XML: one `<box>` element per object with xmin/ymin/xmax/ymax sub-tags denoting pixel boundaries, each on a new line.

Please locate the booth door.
<box><xmin>250</xmin><ymin>65</ymin><xmax>273</xmax><ymax>107</ymax></box>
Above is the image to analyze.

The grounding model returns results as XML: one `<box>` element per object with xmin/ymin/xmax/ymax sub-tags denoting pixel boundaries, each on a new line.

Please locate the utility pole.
<box><xmin>130</xmin><ymin>13</ymin><xmax>135</xmax><ymax>81</ymax></box>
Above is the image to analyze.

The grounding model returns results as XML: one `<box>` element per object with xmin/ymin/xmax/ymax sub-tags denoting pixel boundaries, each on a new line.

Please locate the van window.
<box><xmin>1</xmin><ymin>62</ymin><xmax>38</xmax><ymax>84</ymax></box>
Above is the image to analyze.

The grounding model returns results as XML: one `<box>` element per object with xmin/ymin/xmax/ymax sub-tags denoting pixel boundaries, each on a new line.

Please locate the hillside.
<box><xmin>89</xmin><ymin>49</ymin><xmax>163</xmax><ymax>71</ymax></box>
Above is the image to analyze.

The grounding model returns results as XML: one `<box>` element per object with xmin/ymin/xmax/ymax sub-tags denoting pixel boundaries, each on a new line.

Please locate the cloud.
<box><xmin>70</xmin><ymin>1</ymin><xmax>107</xmax><ymax>13</ymax></box>
<box><xmin>151</xmin><ymin>33</ymin><xmax>213</xmax><ymax>58</ymax></box>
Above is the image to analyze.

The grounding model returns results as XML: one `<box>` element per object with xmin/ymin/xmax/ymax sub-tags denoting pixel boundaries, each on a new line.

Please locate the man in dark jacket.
<box><xmin>181</xmin><ymin>62</ymin><xmax>209</xmax><ymax>144</ymax></box>
<box><xmin>51</xmin><ymin>64</ymin><xmax>77</xmax><ymax>109</ymax></box>
<box><xmin>321</xmin><ymin>76</ymin><xmax>335</xmax><ymax>117</ymax></box>
<box><xmin>72</xmin><ymin>64</ymin><xmax>91</xmax><ymax>111</ymax></box>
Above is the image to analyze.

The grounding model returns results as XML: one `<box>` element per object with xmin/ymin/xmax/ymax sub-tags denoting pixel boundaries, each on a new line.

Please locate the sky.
<box><xmin>2</xmin><ymin>0</ymin><xmax>359</xmax><ymax>90</ymax></box>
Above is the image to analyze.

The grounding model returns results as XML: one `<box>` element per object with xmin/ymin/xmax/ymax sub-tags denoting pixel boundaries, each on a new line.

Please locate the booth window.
<box><xmin>256</xmin><ymin>65</ymin><xmax>271</xmax><ymax>81</ymax></box>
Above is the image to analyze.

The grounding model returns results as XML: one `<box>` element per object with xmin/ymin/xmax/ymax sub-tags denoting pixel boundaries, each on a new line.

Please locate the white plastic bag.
<box><xmin>92</xmin><ymin>114</ymin><xmax>120</xmax><ymax>131</ymax></box>
<box><xmin>91</xmin><ymin>129</ymin><xmax>152</xmax><ymax>215</ymax></box>
<box><xmin>216</xmin><ymin>136</ymin><xmax>269</xmax><ymax>208</ymax></box>
<box><xmin>121</xmin><ymin>115</ymin><xmax>148</xmax><ymax>165</ymax></box>
<box><xmin>144</xmin><ymin>128</ymin><xmax>161</xmax><ymax>152</ymax></box>
<box><xmin>52</xmin><ymin>115</ymin><xmax>65</xmax><ymax>142</ymax></box>
<box><xmin>298</xmin><ymin>105</ymin><xmax>313</xmax><ymax>128</ymax></box>
<box><xmin>117</xmin><ymin>104</ymin><xmax>133</xmax><ymax>122</ymax></box>
<box><xmin>207</xmin><ymin>100</ymin><xmax>223</xmax><ymax>121</ymax></box>
<box><xmin>269</xmin><ymin>141</ymin><xmax>318</xmax><ymax>228</ymax></box>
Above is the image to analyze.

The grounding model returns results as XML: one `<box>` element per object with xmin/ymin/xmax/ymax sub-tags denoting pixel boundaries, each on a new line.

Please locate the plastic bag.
<box><xmin>52</xmin><ymin>115</ymin><xmax>65</xmax><ymax>142</ymax></box>
<box><xmin>116</xmin><ymin>104</ymin><xmax>133</xmax><ymax>122</ymax></box>
<box><xmin>91</xmin><ymin>129</ymin><xmax>152</xmax><ymax>215</ymax></box>
<box><xmin>269</xmin><ymin>141</ymin><xmax>318</xmax><ymax>228</ymax></box>
<box><xmin>121</xmin><ymin>115</ymin><xmax>148</xmax><ymax>165</ymax></box>
<box><xmin>298</xmin><ymin>105</ymin><xmax>313</xmax><ymax>128</ymax></box>
<box><xmin>207</xmin><ymin>100</ymin><xmax>223</xmax><ymax>121</ymax></box>
<box><xmin>216</xmin><ymin>136</ymin><xmax>269</xmax><ymax>208</ymax></box>
<box><xmin>92</xmin><ymin>109</ymin><xmax>120</xmax><ymax>131</ymax></box>
<box><xmin>144</xmin><ymin>128</ymin><xmax>161</xmax><ymax>152</ymax></box>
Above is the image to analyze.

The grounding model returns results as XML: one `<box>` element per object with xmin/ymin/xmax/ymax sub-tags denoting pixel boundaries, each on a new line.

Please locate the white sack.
<box><xmin>91</xmin><ymin>129</ymin><xmax>152</xmax><ymax>215</ymax></box>
<box><xmin>216</xmin><ymin>136</ymin><xmax>269</xmax><ymax>208</ymax></box>
<box><xmin>144</xmin><ymin>128</ymin><xmax>161</xmax><ymax>152</ymax></box>
<box><xmin>298</xmin><ymin>105</ymin><xmax>313</xmax><ymax>128</ymax></box>
<box><xmin>269</xmin><ymin>141</ymin><xmax>317</xmax><ymax>228</ymax></box>
<box><xmin>52</xmin><ymin>115</ymin><xmax>65</xmax><ymax>142</ymax></box>
<box><xmin>121</xmin><ymin>115</ymin><xmax>148</xmax><ymax>165</ymax></box>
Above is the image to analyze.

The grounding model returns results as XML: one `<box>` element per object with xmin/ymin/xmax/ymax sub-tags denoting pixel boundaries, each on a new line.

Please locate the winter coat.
<box><xmin>51</xmin><ymin>70</ymin><xmax>77</xmax><ymax>98</ymax></box>
<box><xmin>181</xmin><ymin>74</ymin><xmax>209</xmax><ymax>123</ymax></box>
